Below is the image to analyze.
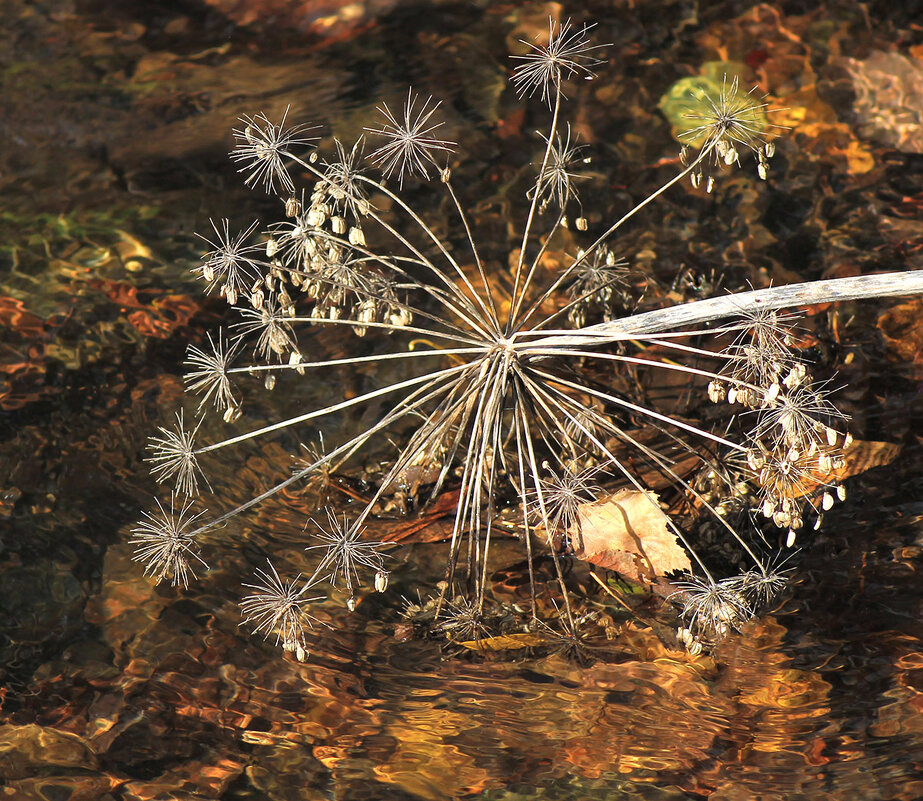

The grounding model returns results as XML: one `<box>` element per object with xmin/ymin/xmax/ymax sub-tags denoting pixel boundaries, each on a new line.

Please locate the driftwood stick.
<box><xmin>534</xmin><ymin>271</ymin><xmax>923</xmax><ymax>345</ymax></box>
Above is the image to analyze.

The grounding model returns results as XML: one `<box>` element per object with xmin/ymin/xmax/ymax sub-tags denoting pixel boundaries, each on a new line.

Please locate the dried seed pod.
<box><xmin>288</xmin><ymin>350</ymin><xmax>306</xmax><ymax>375</ymax></box>
<box><xmin>747</xmin><ymin>449</ymin><xmax>764</xmax><ymax>471</ymax></box>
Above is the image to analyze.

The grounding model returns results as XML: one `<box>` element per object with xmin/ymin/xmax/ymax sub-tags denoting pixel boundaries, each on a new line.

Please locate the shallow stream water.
<box><xmin>1</xmin><ymin>1</ymin><xmax>922</xmax><ymax>799</ymax></box>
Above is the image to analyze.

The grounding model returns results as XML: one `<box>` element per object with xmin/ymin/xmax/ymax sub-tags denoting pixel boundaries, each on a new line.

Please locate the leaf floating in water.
<box><xmin>570</xmin><ymin>489</ymin><xmax>691</xmax><ymax>583</ymax></box>
<box><xmin>756</xmin><ymin>439</ymin><xmax>900</xmax><ymax>501</ymax></box>
<box><xmin>825</xmin><ymin>438</ymin><xmax>900</xmax><ymax>483</ymax></box>
<box><xmin>879</xmin><ymin>298</ymin><xmax>923</xmax><ymax>370</ymax></box>
<box><xmin>457</xmin><ymin>632</ymin><xmax>549</xmax><ymax>652</ymax></box>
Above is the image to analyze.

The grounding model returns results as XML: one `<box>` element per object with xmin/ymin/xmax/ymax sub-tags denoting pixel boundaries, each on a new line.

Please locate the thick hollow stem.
<box><xmin>538</xmin><ymin>272</ymin><xmax>923</xmax><ymax>345</ymax></box>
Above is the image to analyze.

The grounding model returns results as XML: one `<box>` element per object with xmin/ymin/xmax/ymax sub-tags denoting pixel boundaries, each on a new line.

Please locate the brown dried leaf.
<box><xmin>879</xmin><ymin>298</ymin><xmax>923</xmax><ymax>367</ymax></box>
<box><xmin>457</xmin><ymin>632</ymin><xmax>548</xmax><ymax>652</ymax></box>
<box><xmin>763</xmin><ymin>439</ymin><xmax>901</xmax><ymax>500</ymax></box>
<box><xmin>831</xmin><ymin>439</ymin><xmax>901</xmax><ymax>483</ymax></box>
<box><xmin>379</xmin><ymin>490</ymin><xmax>460</xmax><ymax>543</ymax></box>
<box><xmin>571</xmin><ymin>489</ymin><xmax>691</xmax><ymax>583</ymax></box>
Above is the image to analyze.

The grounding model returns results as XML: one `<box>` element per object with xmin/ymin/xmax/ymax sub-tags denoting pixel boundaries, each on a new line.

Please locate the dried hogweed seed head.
<box><xmin>670</xmin><ymin>575</ymin><xmax>753</xmax><ymax>642</ymax></box>
<box><xmin>531</xmin><ymin>123</ymin><xmax>587</xmax><ymax>210</ymax></box>
<box><xmin>184</xmin><ymin>330</ymin><xmax>242</xmax><ymax>416</ymax></box>
<box><xmin>511</xmin><ymin>18</ymin><xmax>605</xmax><ymax>106</ymax></box>
<box><xmin>146</xmin><ymin>410</ymin><xmax>207</xmax><ymax>496</ymax></box>
<box><xmin>140</xmin><ymin>19</ymin><xmax>832</xmax><ymax>655</ymax></box>
<box><xmin>196</xmin><ymin>219</ymin><xmax>263</xmax><ymax>306</ymax></box>
<box><xmin>322</xmin><ymin>138</ymin><xmax>369</xmax><ymax>218</ymax></box>
<box><xmin>755</xmin><ymin>381</ymin><xmax>847</xmax><ymax>452</ymax></box>
<box><xmin>366</xmin><ymin>89</ymin><xmax>456</xmax><ymax>186</ymax></box>
<box><xmin>564</xmin><ymin>246</ymin><xmax>629</xmax><ymax>327</ymax></box>
<box><xmin>679</xmin><ymin>75</ymin><xmax>782</xmax><ymax>168</ymax></box>
<box><xmin>529</xmin><ymin>461</ymin><xmax>605</xmax><ymax>537</ymax></box>
<box><xmin>307</xmin><ymin>509</ymin><xmax>386</xmax><ymax>597</ymax></box>
<box><xmin>240</xmin><ymin>561</ymin><xmax>325</xmax><ymax>660</ymax></box>
<box><xmin>234</xmin><ymin>297</ymin><xmax>297</xmax><ymax>361</ymax></box>
<box><xmin>130</xmin><ymin>495</ymin><xmax>208</xmax><ymax>588</ymax></box>
<box><xmin>231</xmin><ymin>107</ymin><xmax>320</xmax><ymax>194</ymax></box>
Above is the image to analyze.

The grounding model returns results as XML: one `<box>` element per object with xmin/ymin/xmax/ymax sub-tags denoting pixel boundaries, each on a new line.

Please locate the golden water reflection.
<box><xmin>3</xmin><ymin>504</ymin><xmax>920</xmax><ymax>800</ymax></box>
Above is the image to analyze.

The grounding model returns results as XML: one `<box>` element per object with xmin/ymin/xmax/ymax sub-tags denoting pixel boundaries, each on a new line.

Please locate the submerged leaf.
<box><xmin>570</xmin><ymin>489</ymin><xmax>691</xmax><ymax>582</ymax></box>
<box><xmin>457</xmin><ymin>632</ymin><xmax>548</xmax><ymax>652</ymax></box>
<box><xmin>828</xmin><ymin>439</ymin><xmax>900</xmax><ymax>483</ymax></box>
<box><xmin>879</xmin><ymin>298</ymin><xmax>923</xmax><ymax>368</ymax></box>
<box><xmin>756</xmin><ymin>439</ymin><xmax>901</xmax><ymax>501</ymax></box>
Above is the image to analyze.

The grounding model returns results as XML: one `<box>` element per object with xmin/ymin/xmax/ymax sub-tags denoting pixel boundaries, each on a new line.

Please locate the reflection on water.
<box><xmin>1</xmin><ymin>0</ymin><xmax>922</xmax><ymax>798</ymax></box>
<box><xmin>6</xmin><ymin>507</ymin><xmax>923</xmax><ymax>800</ymax></box>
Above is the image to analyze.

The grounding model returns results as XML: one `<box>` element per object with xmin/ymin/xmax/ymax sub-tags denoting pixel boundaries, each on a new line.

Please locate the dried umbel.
<box><xmin>706</xmin><ymin>308</ymin><xmax>851</xmax><ymax>547</ymax></box>
<box><xmin>240</xmin><ymin>562</ymin><xmax>325</xmax><ymax>661</ymax></box>
<box><xmin>129</xmin><ymin>495</ymin><xmax>208</xmax><ymax>589</ymax></box>
<box><xmin>132</xmin><ymin>17</ymin><xmax>923</xmax><ymax>654</ymax></box>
